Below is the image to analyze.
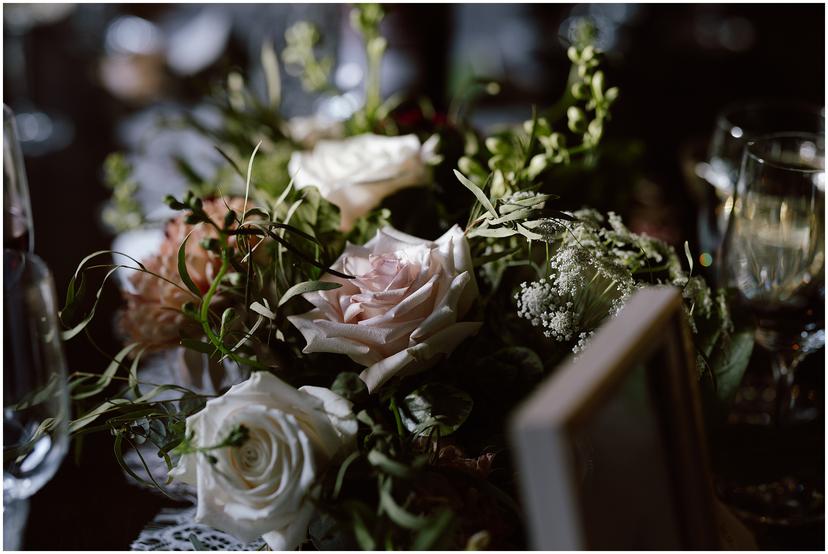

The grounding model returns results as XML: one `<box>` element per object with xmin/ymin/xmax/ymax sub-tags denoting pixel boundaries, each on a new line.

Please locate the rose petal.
<box><xmin>359</xmin><ymin>321</ymin><xmax>483</xmax><ymax>392</ymax></box>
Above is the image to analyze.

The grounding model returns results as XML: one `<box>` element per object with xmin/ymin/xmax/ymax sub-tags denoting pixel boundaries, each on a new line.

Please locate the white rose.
<box><xmin>288</xmin><ymin>225</ymin><xmax>481</xmax><ymax>392</ymax></box>
<box><xmin>287</xmin><ymin>133</ymin><xmax>438</xmax><ymax>231</ymax></box>
<box><xmin>169</xmin><ymin>371</ymin><xmax>357</xmax><ymax>550</ymax></box>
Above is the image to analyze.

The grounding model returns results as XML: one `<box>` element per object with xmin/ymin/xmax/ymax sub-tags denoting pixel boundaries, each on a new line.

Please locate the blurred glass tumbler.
<box><xmin>697</xmin><ymin>102</ymin><xmax>824</xmax><ymax>258</ymax></box>
<box><xmin>3</xmin><ymin>104</ymin><xmax>35</xmax><ymax>252</ymax></box>
<box><xmin>4</xmin><ymin>250</ymin><xmax>70</xmax><ymax>549</ymax></box>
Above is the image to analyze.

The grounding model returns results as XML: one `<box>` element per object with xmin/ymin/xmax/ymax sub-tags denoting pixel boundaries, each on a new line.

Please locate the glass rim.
<box><xmin>744</xmin><ymin>132</ymin><xmax>825</xmax><ymax>174</ymax></box>
<box><xmin>716</xmin><ymin>99</ymin><xmax>825</xmax><ymax>132</ymax></box>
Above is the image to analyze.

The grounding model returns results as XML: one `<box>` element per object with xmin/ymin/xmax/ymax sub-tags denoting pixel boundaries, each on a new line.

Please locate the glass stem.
<box><xmin>769</xmin><ymin>349</ymin><xmax>803</xmax><ymax>425</ymax></box>
<box><xmin>3</xmin><ymin>496</ymin><xmax>30</xmax><ymax>550</ymax></box>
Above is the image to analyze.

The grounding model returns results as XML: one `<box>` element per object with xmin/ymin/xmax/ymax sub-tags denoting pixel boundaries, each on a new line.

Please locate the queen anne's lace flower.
<box><xmin>516</xmin><ymin>245</ymin><xmax>636</xmax><ymax>346</ymax></box>
<box><xmin>516</xmin><ymin>209</ymin><xmax>720</xmax><ymax>353</ymax></box>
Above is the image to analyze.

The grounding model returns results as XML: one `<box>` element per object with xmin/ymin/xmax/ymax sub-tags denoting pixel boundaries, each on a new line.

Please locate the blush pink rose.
<box><xmin>288</xmin><ymin>225</ymin><xmax>481</xmax><ymax>392</ymax></box>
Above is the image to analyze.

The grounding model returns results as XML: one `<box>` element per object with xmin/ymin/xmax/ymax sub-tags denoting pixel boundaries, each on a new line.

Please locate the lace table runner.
<box><xmin>131</xmin><ymin>505</ymin><xmax>265</xmax><ymax>551</ymax></box>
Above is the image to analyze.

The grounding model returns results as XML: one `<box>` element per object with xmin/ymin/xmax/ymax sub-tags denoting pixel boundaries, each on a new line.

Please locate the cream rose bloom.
<box><xmin>169</xmin><ymin>371</ymin><xmax>357</xmax><ymax>550</ymax></box>
<box><xmin>287</xmin><ymin>133</ymin><xmax>438</xmax><ymax>231</ymax></box>
<box><xmin>288</xmin><ymin>225</ymin><xmax>481</xmax><ymax>392</ymax></box>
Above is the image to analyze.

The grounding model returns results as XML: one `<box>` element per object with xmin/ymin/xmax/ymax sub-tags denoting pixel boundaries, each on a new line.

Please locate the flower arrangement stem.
<box><xmin>199</xmin><ymin>241</ymin><xmax>265</xmax><ymax>369</ymax></box>
<box><xmin>389</xmin><ymin>396</ymin><xmax>405</xmax><ymax>438</ymax></box>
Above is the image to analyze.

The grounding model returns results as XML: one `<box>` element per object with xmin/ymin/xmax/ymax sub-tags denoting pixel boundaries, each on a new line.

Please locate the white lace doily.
<box><xmin>131</xmin><ymin>504</ymin><xmax>266</xmax><ymax>551</ymax></box>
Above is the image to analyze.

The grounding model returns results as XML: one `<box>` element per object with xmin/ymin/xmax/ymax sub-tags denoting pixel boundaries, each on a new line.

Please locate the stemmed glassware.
<box><xmin>3</xmin><ymin>250</ymin><xmax>70</xmax><ymax>549</ymax></box>
<box><xmin>697</xmin><ymin>102</ymin><xmax>824</xmax><ymax>259</ymax></box>
<box><xmin>716</xmin><ymin>133</ymin><xmax>824</xmax><ymax>526</ymax></box>
<box><xmin>4</xmin><ymin>104</ymin><xmax>35</xmax><ymax>253</ymax></box>
<box><xmin>721</xmin><ymin>133</ymin><xmax>825</xmax><ymax>425</ymax></box>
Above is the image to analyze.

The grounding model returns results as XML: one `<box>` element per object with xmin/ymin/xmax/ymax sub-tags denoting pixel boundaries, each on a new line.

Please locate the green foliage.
<box><xmin>332</xmin><ymin>372</ymin><xmax>369</xmax><ymax>406</ymax></box>
<box><xmin>346</xmin><ymin>4</ymin><xmax>388</xmax><ymax>133</ymax></box>
<box><xmin>278</xmin><ymin>280</ymin><xmax>341</xmax><ymax>307</ymax></box>
<box><xmin>400</xmin><ymin>383</ymin><xmax>474</xmax><ymax>436</ymax></box>
<box><xmin>706</xmin><ymin>329</ymin><xmax>754</xmax><ymax>402</ymax></box>
<box><xmin>101</xmin><ymin>153</ymin><xmax>144</xmax><ymax>232</ymax></box>
<box><xmin>283</xmin><ymin>22</ymin><xmax>334</xmax><ymax>93</ymax></box>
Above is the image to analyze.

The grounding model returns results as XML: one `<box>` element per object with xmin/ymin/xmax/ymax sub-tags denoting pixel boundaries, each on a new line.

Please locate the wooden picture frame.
<box><xmin>509</xmin><ymin>286</ymin><xmax>720</xmax><ymax>550</ymax></box>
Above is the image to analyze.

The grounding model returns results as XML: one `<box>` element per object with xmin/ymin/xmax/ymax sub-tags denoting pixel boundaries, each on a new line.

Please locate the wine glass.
<box><xmin>696</xmin><ymin>101</ymin><xmax>824</xmax><ymax>260</ymax></box>
<box><xmin>4</xmin><ymin>104</ymin><xmax>35</xmax><ymax>252</ymax></box>
<box><xmin>721</xmin><ymin>133</ymin><xmax>825</xmax><ymax>424</ymax></box>
<box><xmin>3</xmin><ymin>250</ymin><xmax>70</xmax><ymax>549</ymax></box>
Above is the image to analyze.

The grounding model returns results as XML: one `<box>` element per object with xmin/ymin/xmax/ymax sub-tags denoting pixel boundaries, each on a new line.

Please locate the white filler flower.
<box><xmin>170</xmin><ymin>371</ymin><xmax>357</xmax><ymax>550</ymax></box>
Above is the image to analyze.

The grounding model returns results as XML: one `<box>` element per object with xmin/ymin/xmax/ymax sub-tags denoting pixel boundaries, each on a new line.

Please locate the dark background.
<box><xmin>3</xmin><ymin>3</ymin><xmax>824</xmax><ymax>550</ymax></box>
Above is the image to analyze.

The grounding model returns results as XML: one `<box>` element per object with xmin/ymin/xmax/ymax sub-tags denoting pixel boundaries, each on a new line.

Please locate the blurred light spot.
<box><xmin>588</xmin><ymin>3</ymin><xmax>641</xmax><ymax>25</ymax></box>
<box><xmin>318</xmin><ymin>91</ymin><xmax>361</xmax><ymax>121</ymax></box>
<box><xmin>166</xmin><ymin>9</ymin><xmax>231</xmax><ymax>76</ymax></box>
<box><xmin>730</xmin><ymin>126</ymin><xmax>743</xmax><ymax>139</ymax></box>
<box><xmin>11</xmin><ymin>110</ymin><xmax>73</xmax><ymax>156</ymax></box>
<box><xmin>335</xmin><ymin>62</ymin><xmax>363</xmax><ymax>90</ymax></box>
<box><xmin>694</xmin><ymin>15</ymin><xmax>719</xmax><ymax>49</ymax></box>
<box><xmin>719</xmin><ymin>17</ymin><xmax>755</xmax><ymax>52</ymax></box>
<box><xmin>814</xmin><ymin>173</ymin><xmax>825</xmax><ymax>192</ymax></box>
<box><xmin>694</xmin><ymin>14</ymin><xmax>755</xmax><ymax>52</ymax></box>
<box><xmin>559</xmin><ymin>14</ymin><xmax>618</xmax><ymax>52</ymax></box>
<box><xmin>3</xmin><ymin>4</ymin><xmax>75</xmax><ymax>32</ymax></box>
<box><xmin>699</xmin><ymin>252</ymin><xmax>713</xmax><ymax>267</ymax></box>
<box><xmin>16</xmin><ymin>112</ymin><xmax>53</xmax><ymax>143</ymax></box>
<box><xmin>485</xmin><ymin>82</ymin><xmax>501</xmax><ymax>95</ymax></box>
<box><xmin>105</xmin><ymin>16</ymin><xmax>163</xmax><ymax>56</ymax></box>
<box><xmin>799</xmin><ymin>141</ymin><xmax>817</xmax><ymax>162</ymax></box>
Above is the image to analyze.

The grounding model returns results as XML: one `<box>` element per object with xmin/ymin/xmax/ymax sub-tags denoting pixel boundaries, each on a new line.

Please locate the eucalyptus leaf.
<box><xmin>343</xmin><ymin>500</ymin><xmax>376</xmax><ymax>550</ymax></box>
<box><xmin>61</xmin><ymin>266</ymin><xmax>120</xmax><ymax>341</ymax></box>
<box><xmin>708</xmin><ymin>329</ymin><xmax>754</xmax><ymax>402</ymax></box>
<box><xmin>379</xmin><ymin>483</ymin><xmax>429</xmax><ymax>530</ymax></box>
<box><xmin>485</xmin><ymin>207</ymin><xmax>537</xmax><ymax>226</ymax></box>
<box><xmin>516</xmin><ymin>222</ymin><xmax>544</xmax><ymax>241</ymax></box>
<box><xmin>331</xmin><ymin>372</ymin><xmax>368</xmax><ymax>405</ymax></box>
<box><xmin>72</xmin><ymin>343</ymin><xmax>141</xmax><ymax>400</ymax></box>
<box><xmin>454</xmin><ymin>169</ymin><xmax>497</xmax><ymax>218</ymax></box>
<box><xmin>401</xmin><ymin>383</ymin><xmax>473</xmax><ymax>436</ymax></box>
<box><xmin>278</xmin><ymin>280</ymin><xmax>341</xmax><ymax>307</ymax></box>
<box><xmin>469</xmin><ymin>227</ymin><xmax>518</xmax><ymax>239</ymax></box>
<box><xmin>249</xmin><ymin>301</ymin><xmax>276</xmax><ymax>320</ymax></box>
<box><xmin>180</xmin><ymin>338</ymin><xmax>217</xmax><ymax>355</ymax></box>
<box><xmin>367</xmin><ymin>450</ymin><xmax>414</xmax><ymax>479</ymax></box>
<box><xmin>177</xmin><ymin>233</ymin><xmax>203</xmax><ymax>297</ymax></box>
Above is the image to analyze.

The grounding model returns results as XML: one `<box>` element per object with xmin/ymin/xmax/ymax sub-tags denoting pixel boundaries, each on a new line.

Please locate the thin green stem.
<box><xmin>365</xmin><ymin>40</ymin><xmax>383</xmax><ymax>119</ymax></box>
<box><xmin>199</xmin><ymin>237</ymin><xmax>267</xmax><ymax>369</ymax></box>
<box><xmin>389</xmin><ymin>396</ymin><xmax>405</xmax><ymax>438</ymax></box>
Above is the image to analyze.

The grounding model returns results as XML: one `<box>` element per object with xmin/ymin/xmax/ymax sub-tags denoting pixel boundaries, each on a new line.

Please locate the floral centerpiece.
<box><xmin>58</xmin><ymin>7</ymin><xmax>751</xmax><ymax>550</ymax></box>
